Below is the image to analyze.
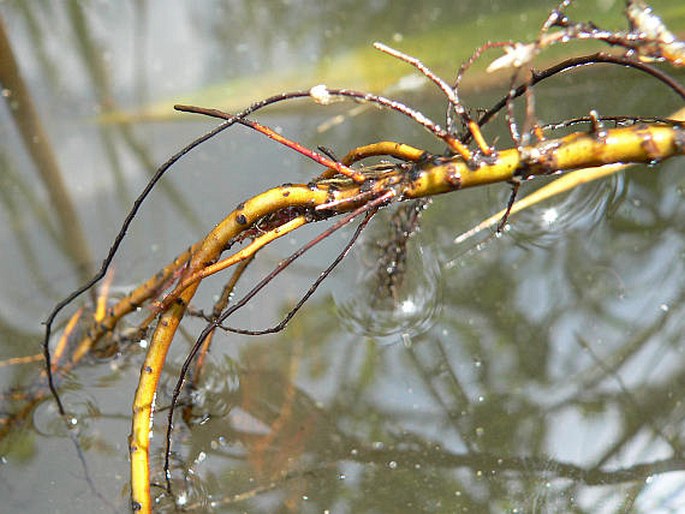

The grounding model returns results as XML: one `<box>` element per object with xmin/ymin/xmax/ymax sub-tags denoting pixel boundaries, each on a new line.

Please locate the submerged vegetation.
<box><xmin>3</xmin><ymin>1</ymin><xmax>685</xmax><ymax>512</ymax></box>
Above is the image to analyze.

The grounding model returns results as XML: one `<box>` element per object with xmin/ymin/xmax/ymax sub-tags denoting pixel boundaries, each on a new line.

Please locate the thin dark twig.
<box><xmin>214</xmin><ymin>204</ymin><xmax>382</xmax><ymax>335</ymax></box>
<box><xmin>163</xmin><ymin>190</ymin><xmax>394</xmax><ymax>492</ymax></box>
<box><xmin>504</xmin><ymin>68</ymin><xmax>524</xmax><ymax>147</ymax></box>
<box><xmin>41</xmin><ymin>89</ymin><xmax>322</xmax><ymax>414</ymax></box>
<box><xmin>67</xmin><ymin>428</ymin><xmax>117</xmax><ymax>512</ymax></box>
<box><xmin>497</xmin><ymin>178</ymin><xmax>521</xmax><ymax>232</ymax></box>
<box><xmin>174</xmin><ymin>105</ymin><xmax>367</xmax><ymax>182</ymax></box>
<box><xmin>540</xmin><ymin>115</ymin><xmax>685</xmax><ymax>131</ymax></box>
<box><xmin>177</xmin><ymin>86</ymin><xmax>451</xmax><ymax>145</ymax></box>
<box><xmin>45</xmin><ymin>78</ymin><xmax>437</xmax><ymax>413</ymax></box>
<box><xmin>329</xmin><ymin>88</ymin><xmax>450</xmax><ymax>141</ymax></box>
<box><xmin>373</xmin><ymin>42</ymin><xmax>470</xmax><ymax>127</ymax></box>
<box><xmin>468</xmin><ymin>53</ymin><xmax>685</xmax><ymax>143</ymax></box>
<box><xmin>189</xmin><ymin>256</ymin><xmax>255</xmax><ymax>388</ymax></box>
<box><xmin>449</xmin><ymin>40</ymin><xmax>513</xmax><ymax>133</ymax></box>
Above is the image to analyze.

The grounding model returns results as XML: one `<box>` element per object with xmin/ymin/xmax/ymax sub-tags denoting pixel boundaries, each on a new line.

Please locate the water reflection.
<box><xmin>2</xmin><ymin>0</ymin><xmax>685</xmax><ymax>513</ymax></box>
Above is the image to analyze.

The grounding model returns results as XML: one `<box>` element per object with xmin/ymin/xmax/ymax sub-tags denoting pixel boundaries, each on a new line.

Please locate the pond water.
<box><xmin>2</xmin><ymin>0</ymin><xmax>685</xmax><ymax>512</ymax></box>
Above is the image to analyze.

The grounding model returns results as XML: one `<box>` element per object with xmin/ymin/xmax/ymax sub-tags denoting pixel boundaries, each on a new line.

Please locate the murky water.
<box><xmin>2</xmin><ymin>1</ymin><xmax>685</xmax><ymax>512</ymax></box>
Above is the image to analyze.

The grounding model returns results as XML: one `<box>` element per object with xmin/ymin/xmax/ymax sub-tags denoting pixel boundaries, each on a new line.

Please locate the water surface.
<box><xmin>2</xmin><ymin>1</ymin><xmax>685</xmax><ymax>512</ymax></box>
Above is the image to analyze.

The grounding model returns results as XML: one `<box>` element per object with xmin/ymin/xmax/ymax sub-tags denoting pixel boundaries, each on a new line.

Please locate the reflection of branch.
<box><xmin>473</xmin><ymin>53</ymin><xmax>685</xmax><ymax>137</ymax></box>
<box><xmin>404</xmin><ymin>343</ymin><xmax>477</xmax><ymax>451</ymax></box>
<box><xmin>201</xmin><ymin>416</ymin><xmax>685</xmax><ymax>510</ymax></box>
<box><xmin>0</xmin><ymin>14</ymin><xmax>93</xmax><ymax>281</ymax></box>
<box><xmin>66</xmin><ymin>0</ymin><xmax>202</xmax><ymax>228</ymax></box>
<box><xmin>0</xmin><ymin>151</ymin><xmax>62</xmax><ymax>297</ymax></box>
<box><xmin>347</xmin><ymin>444</ymin><xmax>685</xmax><ymax>486</ymax></box>
<box><xmin>192</xmin><ymin>361</ymin><xmax>685</xmax><ymax>504</ymax></box>
<box><xmin>183</xmin><ymin>464</ymin><xmax>335</xmax><ymax>511</ymax></box>
<box><xmin>574</xmin><ymin>334</ymin><xmax>680</xmax><ymax>467</ymax></box>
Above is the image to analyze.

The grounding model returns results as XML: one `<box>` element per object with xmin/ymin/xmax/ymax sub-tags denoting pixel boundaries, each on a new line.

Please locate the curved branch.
<box><xmin>469</xmin><ymin>53</ymin><xmax>685</xmax><ymax>143</ymax></box>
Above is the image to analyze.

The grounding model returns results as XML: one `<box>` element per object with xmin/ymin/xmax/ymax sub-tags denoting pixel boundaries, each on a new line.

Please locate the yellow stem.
<box><xmin>125</xmin><ymin>121</ymin><xmax>684</xmax><ymax>511</ymax></box>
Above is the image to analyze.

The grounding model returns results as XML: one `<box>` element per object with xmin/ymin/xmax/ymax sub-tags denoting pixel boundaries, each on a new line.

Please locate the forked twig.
<box><xmin>373</xmin><ymin>41</ymin><xmax>492</xmax><ymax>159</ymax></box>
<box><xmin>162</xmin><ymin>190</ymin><xmax>393</xmax><ymax>491</ymax></box>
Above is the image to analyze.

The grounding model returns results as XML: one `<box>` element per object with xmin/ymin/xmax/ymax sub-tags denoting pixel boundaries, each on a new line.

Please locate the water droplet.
<box><xmin>541</xmin><ymin>207</ymin><xmax>559</xmax><ymax>226</ymax></box>
<box><xmin>401</xmin><ymin>332</ymin><xmax>412</xmax><ymax>348</ymax></box>
<box><xmin>176</xmin><ymin>491</ymin><xmax>188</xmax><ymax>507</ymax></box>
<box><xmin>32</xmin><ymin>394</ymin><xmax>93</xmax><ymax>437</ymax></box>
<box><xmin>660</xmin><ymin>303</ymin><xmax>669</xmax><ymax>312</ymax></box>
<box><xmin>388</xmin><ymin>460</ymin><xmax>398</xmax><ymax>469</ymax></box>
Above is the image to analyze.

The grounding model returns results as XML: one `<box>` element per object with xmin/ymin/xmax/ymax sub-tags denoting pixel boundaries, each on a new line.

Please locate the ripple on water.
<box><xmin>32</xmin><ymin>391</ymin><xmax>96</xmax><ymax>437</ymax></box>
<box><xmin>334</xmin><ymin>239</ymin><xmax>442</xmax><ymax>338</ymax></box>
<box><xmin>503</xmin><ymin>172</ymin><xmax>626</xmax><ymax>248</ymax></box>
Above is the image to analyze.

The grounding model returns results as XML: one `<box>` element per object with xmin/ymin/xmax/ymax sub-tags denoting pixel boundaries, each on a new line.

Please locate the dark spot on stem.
<box><xmin>445</xmin><ymin>163</ymin><xmax>461</xmax><ymax>188</ymax></box>
<box><xmin>236</xmin><ymin>214</ymin><xmax>248</xmax><ymax>225</ymax></box>
<box><xmin>639</xmin><ymin>128</ymin><xmax>660</xmax><ymax>159</ymax></box>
